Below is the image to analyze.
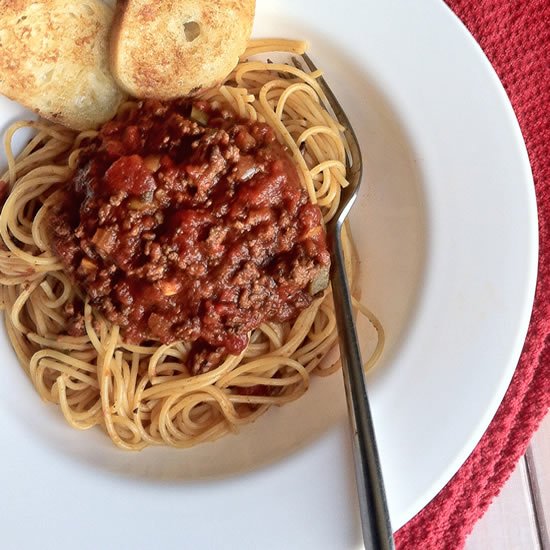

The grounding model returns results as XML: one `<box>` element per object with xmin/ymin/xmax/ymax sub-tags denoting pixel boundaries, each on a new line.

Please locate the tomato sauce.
<box><xmin>51</xmin><ymin>98</ymin><xmax>330</xmax><ymax>372</ymax></box>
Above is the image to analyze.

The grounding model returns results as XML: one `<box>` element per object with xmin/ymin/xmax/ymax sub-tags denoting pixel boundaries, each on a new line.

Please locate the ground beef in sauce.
<box><xmin>50</xmin><ymin>98</ymin><xmax>330</xmax><ymax>373</ymax></box>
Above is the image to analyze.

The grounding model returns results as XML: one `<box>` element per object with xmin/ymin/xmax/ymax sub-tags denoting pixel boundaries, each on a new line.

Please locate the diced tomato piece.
<box><xmin>103</xmin><ymin>155</ymin><xmax>156</xmax><ymax>195</ymax></box>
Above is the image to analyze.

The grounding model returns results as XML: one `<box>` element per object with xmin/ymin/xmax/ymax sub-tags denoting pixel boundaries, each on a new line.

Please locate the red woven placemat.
<box><xmin>395</xmin><ymin>1</ymin><xmax>550</xmax><ymax>548</ymax></box>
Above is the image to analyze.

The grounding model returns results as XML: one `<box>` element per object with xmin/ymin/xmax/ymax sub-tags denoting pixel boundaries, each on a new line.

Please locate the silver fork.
<box><xmin>299</xmin><ymin>52</ymin><xmax>395</xmax><ymax>550</ymax></box>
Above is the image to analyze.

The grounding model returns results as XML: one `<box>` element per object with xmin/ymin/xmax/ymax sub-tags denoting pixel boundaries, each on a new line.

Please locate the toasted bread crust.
<box><xmin>0</xmin><ymin>0</ymin><xmax>125</xmax><ymax>130</ymax></box>
<box><xmin>110</xmin><ymin>0</ymin><xmax>255</xmax><ymax>98</ymax></box>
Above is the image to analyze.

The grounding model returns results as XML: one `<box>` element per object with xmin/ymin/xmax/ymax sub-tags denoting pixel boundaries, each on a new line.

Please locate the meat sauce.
<box><xmin>51</xmin><ymin>98</ymin><xmax>330</xmax><ymax>373</ymax></box>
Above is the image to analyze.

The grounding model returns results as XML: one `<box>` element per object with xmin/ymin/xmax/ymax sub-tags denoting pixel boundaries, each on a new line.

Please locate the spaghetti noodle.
<box><xmin>0</xmin><ymin>40</ymin><xmax>382</xmax><ymax>450</ymax></box>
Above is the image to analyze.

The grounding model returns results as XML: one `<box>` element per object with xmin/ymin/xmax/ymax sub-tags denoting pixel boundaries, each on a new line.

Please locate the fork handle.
<box><xmin>329</xmin><ymin>226</ymin><xmax>395</xmax><ymax>550</ymax></box>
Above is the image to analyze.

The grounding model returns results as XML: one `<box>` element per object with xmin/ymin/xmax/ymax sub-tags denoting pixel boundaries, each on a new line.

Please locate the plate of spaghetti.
<box><xmin>0</xmin><ymin>0</ymin><xmax>537</xmax><ymax>549</ymax></box>
<box><xmin>2</xmin><ymin>52</ymin><xmax>371</xmax><ymax>450</ymax></box>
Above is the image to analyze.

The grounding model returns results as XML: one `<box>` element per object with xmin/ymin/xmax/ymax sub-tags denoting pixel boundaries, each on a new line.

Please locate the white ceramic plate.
<box><xmin>0</xmin><ymin>0</ymin><xmax>537</xmax><ymax>548</ymax></box>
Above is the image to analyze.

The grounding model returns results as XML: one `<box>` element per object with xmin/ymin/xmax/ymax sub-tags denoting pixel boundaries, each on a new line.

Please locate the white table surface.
<box><xmin>465</xmin><ymin>412</ymin><xmax>550</xmax><ymax>549</ymax></box>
